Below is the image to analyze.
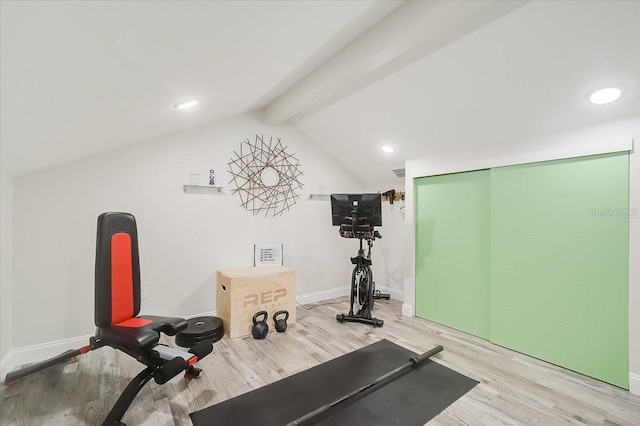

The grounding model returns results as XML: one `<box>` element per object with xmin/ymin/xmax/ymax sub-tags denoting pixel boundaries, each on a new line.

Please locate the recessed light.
<box><xmin>589</xmin><ymin>87</ymin><xmax>621</xmax><ymax>105</ymax></box>
<box><xmin>381</xmin><ymin>145</ymin><xmax>394</xmax><ymax>154</ymax></box>
<box><xmin>173</xmin><ymin>97</ymin><xmax>200</xmax><ymax>110</ymax></box>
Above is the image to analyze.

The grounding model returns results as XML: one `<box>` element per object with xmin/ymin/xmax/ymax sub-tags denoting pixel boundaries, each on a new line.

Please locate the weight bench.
<box><xmin>4</xmin><ymin>212</ymin><xmax>213</xmax><ymax>426</ymax></box>
<box><xmin>93</xmin><ymin>211</ymin><xmax>214</xmax><ymax>424</ymax></box>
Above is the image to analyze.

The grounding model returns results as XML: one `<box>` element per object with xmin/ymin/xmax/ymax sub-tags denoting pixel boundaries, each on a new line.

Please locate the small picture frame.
<box><xmin>254</xmin><ymin>243</ymin><xmax>283</xmax><ymax>266</ymax></box>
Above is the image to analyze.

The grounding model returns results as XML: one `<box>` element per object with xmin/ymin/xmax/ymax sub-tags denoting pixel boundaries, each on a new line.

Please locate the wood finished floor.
<box><xmin>1</xmin><ymin>297</ymin><xmax>639</xmax><ymax>425</ymax></box>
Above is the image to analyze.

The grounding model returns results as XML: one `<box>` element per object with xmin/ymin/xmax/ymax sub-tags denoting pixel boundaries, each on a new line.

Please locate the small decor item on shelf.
<box><xmin>209</xmin><ymin>169</ymin><xmax>215</xmax><ymax>186</ymax></box>
<box><xmin>190</xmin><ymin>172</ymin><xmax>200</xmax><ymax>186</ymax></box>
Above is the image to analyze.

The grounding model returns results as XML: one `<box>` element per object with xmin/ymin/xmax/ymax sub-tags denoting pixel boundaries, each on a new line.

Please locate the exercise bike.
<box><xmin>331</xmin><ymin>194</ymin><xmax>390</xmax><ymax>327</ymax></box>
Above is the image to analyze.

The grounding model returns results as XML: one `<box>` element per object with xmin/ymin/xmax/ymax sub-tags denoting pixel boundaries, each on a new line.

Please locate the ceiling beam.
<box><xmin>263</xmin><ymin>0</ymin><xmax>530</xmax><ymax>125</ymax></box>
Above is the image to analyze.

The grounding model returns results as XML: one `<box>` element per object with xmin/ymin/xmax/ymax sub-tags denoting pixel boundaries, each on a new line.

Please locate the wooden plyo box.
<box><xmin>216</xmin><ymin>266</ymin><xmax>296</xmax><ymax>338</ymax></box>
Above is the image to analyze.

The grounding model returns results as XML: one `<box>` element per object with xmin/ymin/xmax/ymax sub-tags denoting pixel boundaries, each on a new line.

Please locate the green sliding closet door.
<box><xmin>490</xmin><ymin>153</ymin><xmax>629</xmax><ymax>388</ymax></box>
<box><xmin>415</xmin><ymin>170</ymin><xmax>490</xmax><ymax>339</ymax></box>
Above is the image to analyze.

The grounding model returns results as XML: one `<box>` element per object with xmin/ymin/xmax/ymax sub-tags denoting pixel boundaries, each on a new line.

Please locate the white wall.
<box><xmin>366</xmin><ymin>183</ymin><xmax>406</xmax><ymax>298</ymax></box>
<box><xmin>11</xmin><ymin>114</ymin><xmax>368</xmax><ymax>349</ymax></box>
<box><xmin>375</xmin><ymin>200</ymin><xmax>405</xmax><ymax>297</ymax></box>
<box><xmin>1</xmin><ymin>173</ymin><xmax>14</xmax><ymax>367</ymax></box>
<box><xmin>403</xmin><ymin>115</ymin><xmax>640</xmax><ymax>394</ymax></box>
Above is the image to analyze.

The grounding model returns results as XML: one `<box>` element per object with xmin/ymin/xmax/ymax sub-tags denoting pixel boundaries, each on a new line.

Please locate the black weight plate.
<box><xmin>176</xmin><ymin>330</ymin><xmax>224</xmax><ymax>347</ymax></box>
<box><xmin>177</xmin><ymin>335</ymin><xmax>222</xmax><ymax>347</ymax></box>
<box><xmin>181</xmin><ymin>326</ymin><xmax>222</xmax><ymax>340</ymax></box>
<box><xmin>176</xmin><ymin>334</ymin><xmax>223</xmax><ymax>348</ymax></box>
<box><xmin>179</xmin><ymin>316</ymin><xmax>223</xmax><ymax>337</ymax></box>
<box><xmin>176</xmin><ymin>316</ymin><xmax>224</xmax><ymax>348</ymax></box>
<box><xmin>178</xmin><ymin>327</ymin><xmax>224</xmax><ymax>343</ymax></box>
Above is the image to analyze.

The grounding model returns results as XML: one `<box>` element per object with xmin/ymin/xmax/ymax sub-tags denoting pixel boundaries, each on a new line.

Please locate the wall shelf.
<box><xmin>308</xmin><ymin>194</ymin><xmax>330</xmax><ymax>201</ymax></box>
<box><xmin>183</xmin><ymin>185</ymin><xmax>224</xmax><ymax>195</ymax></box>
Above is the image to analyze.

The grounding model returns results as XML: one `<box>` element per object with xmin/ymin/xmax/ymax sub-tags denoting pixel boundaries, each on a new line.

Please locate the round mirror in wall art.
<box><xmin>228</xmin><ymin>135</ymin><xmax>303</xmax><ymax>217</ymax></box>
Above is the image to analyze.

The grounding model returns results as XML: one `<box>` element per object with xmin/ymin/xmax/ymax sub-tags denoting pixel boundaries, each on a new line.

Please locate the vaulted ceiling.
<box><xmin>2</xmin><ymin>1</ymin><xmax>638</xmax><ymax>187</ymax></box>
<box><xmin>0</xmin><ymin>0</ymin><xmax>400</xmax><ymax>175</ymax></box>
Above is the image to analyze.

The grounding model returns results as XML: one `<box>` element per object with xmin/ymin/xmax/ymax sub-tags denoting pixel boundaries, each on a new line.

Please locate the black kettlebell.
<box><xmin>252</xmin><ymin>311</ymin><xmax>269</xmax><ymax>339</ymax></box>
<box><xmin>273</xmin><ymin>310</ymin><xmax>289</xmax><ymax>333</ymax></box>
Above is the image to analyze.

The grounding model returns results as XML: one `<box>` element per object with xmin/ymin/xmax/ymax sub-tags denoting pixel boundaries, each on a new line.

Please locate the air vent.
<box><xmin>392</xmin><ymin>168</ymin><xmax>405</xmax><ymax>178</ymax></box>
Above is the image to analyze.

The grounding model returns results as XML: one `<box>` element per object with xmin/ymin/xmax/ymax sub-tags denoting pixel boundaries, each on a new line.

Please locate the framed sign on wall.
<box><xmin>254</xmin><ymin>243</ymin><xmax>283</xmax><ymax>266</ymax></box>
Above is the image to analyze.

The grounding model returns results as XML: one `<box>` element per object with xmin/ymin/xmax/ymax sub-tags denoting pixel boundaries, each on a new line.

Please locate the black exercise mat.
<box><xmin>190</xmin><ymin>339</ymin><xmax>478</xmax><ymax>426</ymax></box>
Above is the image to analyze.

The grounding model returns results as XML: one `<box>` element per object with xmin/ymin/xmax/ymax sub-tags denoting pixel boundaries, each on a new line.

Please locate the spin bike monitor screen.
<box><xmin>330</xmin><ymin>193</ymin><xmax>382</xmax><ymax>229</ymax></box>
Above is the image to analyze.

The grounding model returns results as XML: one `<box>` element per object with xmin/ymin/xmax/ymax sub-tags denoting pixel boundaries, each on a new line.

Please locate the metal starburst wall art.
<box><xmin>228</xmin><ymin>135</ymin><xmax>304</xmax><ymax>217</ymax></box>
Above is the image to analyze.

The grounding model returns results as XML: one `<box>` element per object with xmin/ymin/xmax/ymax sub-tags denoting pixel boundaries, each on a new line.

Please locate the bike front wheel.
<box><xmin>353</xmin><ymin>265</ymin><xmax>372</xmax><ymax>308</ymax></box>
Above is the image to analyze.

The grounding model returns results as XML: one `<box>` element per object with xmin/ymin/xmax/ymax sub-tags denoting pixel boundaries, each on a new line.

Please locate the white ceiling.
<box><xmin>1</xmin><ymin>0</ymin><xmax>639</xmax><ymax>186</ymax></box>
<box><xmin>0</xmin><ymin>0</ymin><xmax>399</xmax><ymax>175</ymax></box>
<box><xmin>294</xmin><ymin>0</ymin><xmax>640</xmax><ymax>187</ymax></box>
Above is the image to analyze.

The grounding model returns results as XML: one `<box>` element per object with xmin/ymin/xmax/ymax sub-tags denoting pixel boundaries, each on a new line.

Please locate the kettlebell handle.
<box><xmin>273</xmin><ymin>310</ymin><xmax>289</xmax><ymax>322</ymax></box>
<box><xmin>253</xmin><ymin>311</ymin><xmax>268</xmax><ymax>324</ymax></box>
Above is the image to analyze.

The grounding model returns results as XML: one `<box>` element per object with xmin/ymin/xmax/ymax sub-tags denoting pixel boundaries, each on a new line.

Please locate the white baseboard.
<box><xmin>296</xmin><ymin>285</ymin><xmax>403</xmax><ymax>306</ymax></box>
<box><xmin>185</xmin><ymin>311</ymin><xmax>217</xmax><ymax>319</ymax></box>
<box><xmin>5</xmin><ymin>306</ymin><xmax>638</xmax><ymax>398</ymax></box>
<box><xmin>296</xmin><ymin>286</ymin><xmax>349</xmax><ymax>305</ymax></box>
<box><xmin>1</xmin><ymin>351</ymin><xmax>14</xmax><ymax>380</ymax></box>
<box><xmin>630</xmin><ymin>373</ymin><xmax>640</xmax><ymax>396</ymax></box>
<box><xmin>402</xmin><ymin>303</ymin><xmax>414</xmax><ymax>317</ymax></box>
<box><xmin>4</xmin><ymin>334</ymin><xmax>92</xmax><ymax>377</ymax></box>
<box><xmin>2</xmin><ymin>288</ymin><xmax>402</xmax><ymax>380</ymax></box>
<box><xmin>0</xmin><ymin>312</ymin><xmax>219</xmax><ymax>380</ymax></box>
<box><xmin>376</xmin><ymin>285</ymin><xmax>404</xmax><ymax>302</ymax></box>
